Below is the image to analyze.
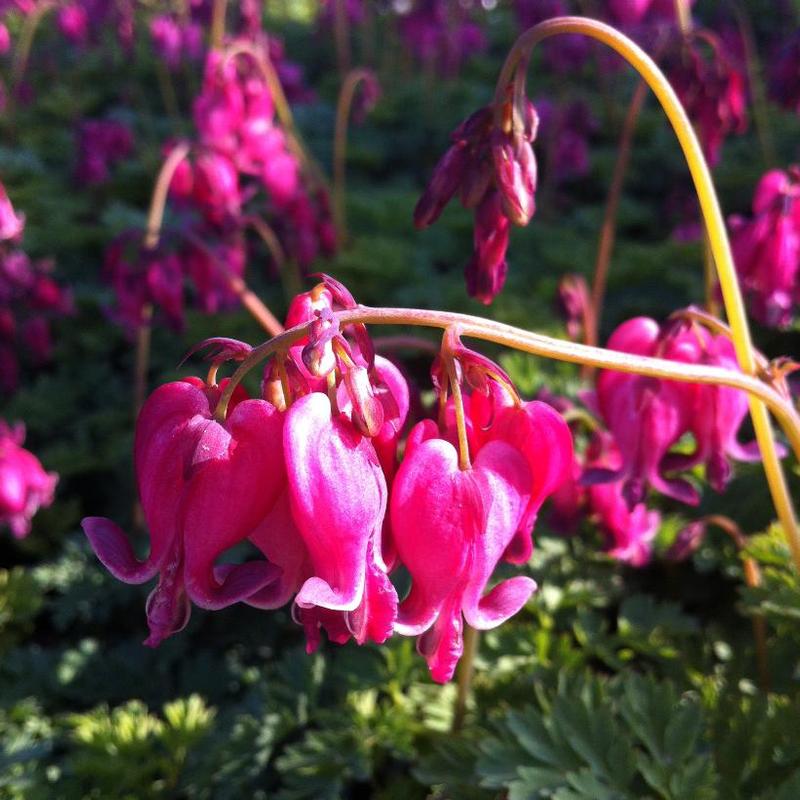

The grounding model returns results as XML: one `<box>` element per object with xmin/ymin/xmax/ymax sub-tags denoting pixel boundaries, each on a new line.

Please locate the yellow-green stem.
<box><xmin>333</xmin><ymin>69</ymin><xmax>375</xmax><ymax>247</ymax></box>
<box><xmin>494</xmin><ymin>16</ymin><xmax>800</xmax><ymax>570</ymax></box>
<box><xmin>702</xmin><ymin>233</ymin><xmax>721</xmax><ymax>317</ymax></box>
<box><xmin>446</xmin><ymin>356</ymin><xmax>471</xmax><ymax>471</ymax></box>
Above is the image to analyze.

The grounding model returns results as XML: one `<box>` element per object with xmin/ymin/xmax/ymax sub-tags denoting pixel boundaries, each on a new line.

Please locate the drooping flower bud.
<box><xmin>464</xmin><ymin>190</ymin><xmax>510</xmax><ymax>305</ymax></box>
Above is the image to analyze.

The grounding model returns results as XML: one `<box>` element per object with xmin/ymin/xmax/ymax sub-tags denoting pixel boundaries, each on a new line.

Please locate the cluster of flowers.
<box><xmin>181</xmin><ymin>43</ymin><xmax>333</xmax><ymax>265</ymax></box>
<box><xmin>730</xmin><ymin>166</ymin><xmax>800</xmax><ymax>329</ymax></box>
<box><xmin>396</xmin><ymin>0</ymin><xmax>486</xmax><ymax>77</ymax></box>
<box><xmin>550</xmin><ymin>313</ymin><xmax>758</xmax><ymax>565</ymax></box>
<box><xmin>414</xmin><ymin>87</ymin><xmax>538</xmax><ymax>305</ymax></box>
<box><xmin>82</xmin><ymin>276</ymin><xmax>573</xmax><ymax>683</ymax></box>
<box><xmin>105</xmin><ymin>31</ymin><xmax>331</xmax><ymax>334</ymax></box>
<box><xmin>661</xmin><ymin>27</ymin><xmax>747</xmax><ymax>167</ymax></box>
<box><xmin>149</xmin><ymin>11</ymin><xmax>204</xmax><ymax>72</ymax></box>
<box><xmin>0</xmin><ymin>182</ymin><xmax>72</xmax><ymax>394</ymax></box>
<box><xmin>316</xmin><ymin>0</ymin><xmax>486</xmax><ymax>76</ymax></box>
<box><xmin>75</xmin><ymin>118</ymin><xmax>133</xmax><ymax>186</ymax></box>
<box><xmin>0</xmin><ymin>420</ymin><xmax>57</xmax><ymax>538</ymax></box>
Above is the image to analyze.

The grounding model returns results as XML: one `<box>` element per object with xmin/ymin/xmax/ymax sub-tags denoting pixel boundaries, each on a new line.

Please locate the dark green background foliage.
<box><xmin>1</xmin><ymin>1</ymin><xmax>799</xmax><ymax>797</ymax></box>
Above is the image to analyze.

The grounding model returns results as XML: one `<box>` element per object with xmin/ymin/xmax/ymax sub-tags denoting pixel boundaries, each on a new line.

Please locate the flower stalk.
<box><xmin>492</xmin><ymin>15</ymin><xmax>800</xmax><ymax>571</ymax></box>
<box><xmin>215</xmin><ymin>304</ymin><xmax>800</xmax><ymax>472</ymax></box>
<box><xmin>333</xmin><ymin>69</ymin><xmax>376</xmax><ymax>246</ymax></box>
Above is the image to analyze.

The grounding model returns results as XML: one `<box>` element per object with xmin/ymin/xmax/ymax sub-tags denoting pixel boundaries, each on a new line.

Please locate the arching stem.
<box><xmin>333</xmin><ymin>69</ymin><xmax>375</xmax><ymax>247</ymax></box>
<box><xmin>493</xmin><ymin>15</ymin><xmax>800</xmax><ymax>573</ymax></box>
<box><xmin>144</xmin><ymin>142</ymin><xmax>192</xmax><ymax>249</ymax></box>
<box><xmin>210</xmin><ymin>0</ymin><xmax>228</xmax><ymax>50</ymax></box>
<box><xmin>214</xmin><ymin>305</ymin><xmax>800</xmax><ymax>500</ymax></box>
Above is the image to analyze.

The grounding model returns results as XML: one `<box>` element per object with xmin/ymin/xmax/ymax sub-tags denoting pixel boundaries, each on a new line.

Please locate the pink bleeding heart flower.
<box><xmin>662</xmin><ymin>322</ymin><xmax>761</xmax><ymax>491</ymax></box>
<box><xmin>0</xmin><ymin>23</ymin><xmax>10</xmax><ymax>56</ymax></box>
<box><xmin>595</xmin><ymin>317</ymin><xmax>700</xmax><ymax>507</ymax></box>
<box><xmin>664</xmin><ymin>29</ymin><xmax>747</xmax><ymax>167</ymax></box>
<box><xmin>57</xmin><ymin>3</ymin><xmax>89</xmax><ymax>47</ymax></box>
<box><xmin>729</xmin><ymin>167</ymin><xmax>800</xmax><ymax>328</ymax></box>
<box><xmin>584</xmin><ymin>432</ymin><xmax>660</xmax><ymax>567</ymax></box>
<box><xmin>284</xmin><ymin>392</ymin><xmax>397</xmax><ymax>648</ymax></box>
<box><xmin>192</xmin><ymin>151</ymin><xmax>242</xmax><ymax>225</ymax></box>
<box><xmin>82</xmin><ymin>379</ymin><xmax>283</xmax><ymax>646</ymax></box>
<box><xmin>479</xmin><ymin>399</ymin><xmax>574</xmax><ymax>564</ymax></box>
<box><xmin>0</xmin><ymin>421</ymin><xmax>57</xmax><ymax>538</ymax></box>
<box><xmin>391</xmin><ymin>421</ymin><xmax>535</xmax><ymax>683</ymax></box>
<box><xmin>150</xmin><ymin>15</ymin><xmax>182</xmax><ymax>70</ymax></box>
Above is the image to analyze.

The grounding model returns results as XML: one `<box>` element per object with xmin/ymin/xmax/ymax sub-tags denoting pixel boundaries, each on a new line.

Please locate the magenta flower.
<box><xmin>595</xmin><ymin>318</ymin><xmax>697</xmax><ymax>506</ymax></box>
<box><xmin>478</xmin><ymin>397</ymin><xmax>574</xmax><ymax>563</ymax></box>
<box><xmin>555</xmin><ymin>274</ymin><xmax>591</xmax><ymax>341</ymax></box>
<box><xmin>0</xmin><ymin>23</ymin><xmax>10</xmax><ymax>55</ymax></box>
<box><xmin>664</xmin><ymin>29</ymin><xmax>747</xmax><ymax>166</ymax></box>
<box><xmin>192</xmin><ymin>151</ymin><xmax>242</xmax><ymax>225</ymax></box>
<box><xmin>729</xmin><ymin>167</ymin><xmax>800</xmax><ymax>328</ymax></box>
<box><xmin>397</xmin><ymin>0</ymin><xmax>486</xmax><ymax>77</ymax></box>
<box><xmin>389</xmin><ymin>339</ymin><xmax>571</xmax><ymax>682</ymax></box>
<box><xmin>104</xmin><ymin>238</ymin><xmax>186</xmax><ymax>333</ymax></box>
<box><xmin>584</xmin><ymin>432</ymin><xmax>660</xmax><ymax>567</ymax></box>
<box><xmin>465</xmin><ymin>190</ymin><xmax>510</xmax><ymax>305</ymax></box>
<box><xmin>82</xmin><ymin>379</ymin><xmax>283</xmax><ymax>646</ymax></box>
<box><xmin>285</xmin><ymin>392</ymin><xmax>397</xmax><ymax>646</ymax></box>
<box><xmin>596</xmin><ymin>315</ymin><xmax>759</xmax><ymax>506</ymax></box>
<box><xmin>57</xmin><ymin>3</ymin><xmax>89</xmax><ymax>47</ymax></box>
<box><xmin>0</xmin><ymin>183</ymin><xmax>24</xmax><ymax>242</ymax></box>
<box><xmin>391</xmin><ymin>423</ymin><xmax>535</xmax><ymax>683</ymax></box>
<box><xmin>663</xmin><ymin>324</ymin><xmax>760</xmax><ymax>491</ymax></box>
<box><xmin>150</xmin><ymin>15</ymin><xmax>183</xmax><ymax>69</ymax></box>
<box><xmin>0</xmin><ymin>229</ymin><xmax>71</xmax><ymax>393</ymax></box>
<box><xmin>75</xmin><ymin>119</ymin><xmax>134</xmax><ymax>186</ymax></box>
<box><xmin>0</xmin><ymin>421</ymin><xmax>57</xmax><ymax>538</ymax></box>
<box><xmin>770</xmin><ymin>31</ymin><xmax>800</xmax><ymax>114</ymax></box>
